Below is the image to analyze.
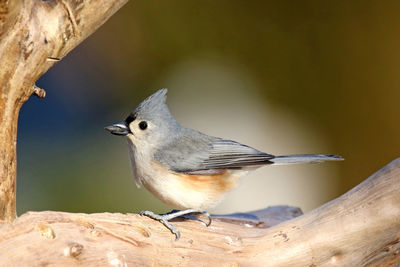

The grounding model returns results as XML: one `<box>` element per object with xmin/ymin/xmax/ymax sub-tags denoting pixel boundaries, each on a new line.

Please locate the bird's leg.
<box><xmin>139</xmin><ymin>209</ymin><xmax>211</xmax><ymax>241</ymax></box>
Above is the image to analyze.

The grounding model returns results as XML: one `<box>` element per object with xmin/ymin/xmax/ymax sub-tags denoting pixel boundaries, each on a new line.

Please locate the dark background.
<box><xmin>17</xmin><ymin>1</ymin><xmax>400</xmax><ymax>214</ymax></box>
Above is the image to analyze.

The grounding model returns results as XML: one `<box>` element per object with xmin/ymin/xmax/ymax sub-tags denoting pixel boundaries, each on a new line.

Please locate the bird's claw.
<box><xmin>139</xmin><ymin>209</ymin><xmax>211</xmax><ymax>241</ymax></box>
<box><xmin>181</xmin><ymin>211</ymin><xmax>211</xmax><ymax>227</ymax></box>
<box><xmin>140</xmin><ymin>210</ymin><xmax>181</xmax><ymax>240</ymax></box>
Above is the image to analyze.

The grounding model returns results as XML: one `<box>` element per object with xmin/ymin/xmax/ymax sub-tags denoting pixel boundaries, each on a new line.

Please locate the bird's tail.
<box><xmin>270</xmin><ymin>154</ymin><xmax>343</xmax><ymax>165</ymax></box>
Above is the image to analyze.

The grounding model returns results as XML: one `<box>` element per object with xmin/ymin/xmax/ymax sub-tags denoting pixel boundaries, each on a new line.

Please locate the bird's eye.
<box><xmin>139</xmin><ymin>121</ymin><xmax>148</xmax><ymax>130</ymax></box>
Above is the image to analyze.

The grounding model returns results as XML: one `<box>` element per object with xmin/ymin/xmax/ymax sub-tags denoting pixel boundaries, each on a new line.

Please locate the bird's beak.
<box><xmin>105</xmin><ymin>122</ymin><xmax>130</xmax><ymax>136</ymax></box>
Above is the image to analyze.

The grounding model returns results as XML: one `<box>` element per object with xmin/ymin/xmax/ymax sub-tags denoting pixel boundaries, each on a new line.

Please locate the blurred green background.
<box><xmin>17</xmin><ymin>1</ymin><xmax>400</xmax><ymax>215</ymax></box>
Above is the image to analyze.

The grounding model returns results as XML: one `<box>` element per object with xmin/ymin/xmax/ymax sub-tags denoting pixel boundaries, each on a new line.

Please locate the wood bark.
<box><xmin>0</xmin><ymin>0</ymin><xmax>128</xmax><ymax>221</ymax></box>
<box><xmin>0</xmin><ymin>159</ymin><xmax>399</xmax><ymax>266</ymax></box>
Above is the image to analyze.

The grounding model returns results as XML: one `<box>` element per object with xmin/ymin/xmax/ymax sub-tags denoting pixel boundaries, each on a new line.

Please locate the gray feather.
<box><xmin>129</xmin><ymin>88</ymin><xmax>181</xmax><ymax>131</ymax></box>
<box><xmin>202</xmin><ymin>139</ymin><xmax>274</xmax><ymax>169</ymax></box>
<box><xmin>154</xmin><ymin>128</ymin><xmax>216</xmax><ymax>173</ymax></box>
<box><xmin>154</xmin><ymin>130</ymin><xmax>274</xmax><ymax>174</ymax></box>
<box><xmin>270</xmin><ymin>154</ymin><xmax>343</xmax><ymax>165</ymax></box>
<box><xmin>133</xmin><ymin>89</ymin><xmax>168</xmax><ymax>121</ymax></box>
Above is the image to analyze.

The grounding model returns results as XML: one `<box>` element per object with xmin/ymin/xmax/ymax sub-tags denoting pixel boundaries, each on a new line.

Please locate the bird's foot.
<box><xmin>139</xmin><ymin>209</ymin><xmax>211</xmax><ymax>241</ymax></box>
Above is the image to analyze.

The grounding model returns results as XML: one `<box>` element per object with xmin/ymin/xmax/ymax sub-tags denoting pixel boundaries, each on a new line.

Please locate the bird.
<box><xmin>105</xmin><ymin>89</ymin><xmax>343</xmax><ymax>240</ymax></box>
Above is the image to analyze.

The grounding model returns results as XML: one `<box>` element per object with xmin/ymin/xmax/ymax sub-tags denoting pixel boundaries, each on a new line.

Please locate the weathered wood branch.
<box><xmin>0</xmin><ymin>159</ymin><xmax>399</xmax><ymax>266</ymax></box>
<box><xmin>0</xmin><ymin>0</ymin><xmax>128</xmax><ymax>221</ymax></box>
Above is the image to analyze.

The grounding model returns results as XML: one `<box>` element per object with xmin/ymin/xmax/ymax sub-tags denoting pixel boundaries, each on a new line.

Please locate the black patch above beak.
<box><xmin>105</xmin><ymin>123</ymin><xmax>130</xmax><ymax>136</ymax></box>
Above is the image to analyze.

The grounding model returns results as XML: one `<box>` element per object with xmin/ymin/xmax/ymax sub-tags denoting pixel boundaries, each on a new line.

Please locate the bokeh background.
<box><xmin>17</xmin><ymin>1</ymin><xmax>400</xmax><ymax>215</ymax></box>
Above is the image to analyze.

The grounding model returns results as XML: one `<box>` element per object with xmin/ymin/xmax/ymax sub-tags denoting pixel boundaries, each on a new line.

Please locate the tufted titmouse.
<box><xmin>105</xmin><ymin>89</ymin><xmax>343</xmax><ymax>240</ymax></box>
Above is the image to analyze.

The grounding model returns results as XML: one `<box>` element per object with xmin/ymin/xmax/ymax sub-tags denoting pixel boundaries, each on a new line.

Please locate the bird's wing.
<box><xmin>154</xmin><ymin>130</ymin><xmax>274</xmax><ymax>174</ymax></box>
<box><xmin>201</xmin><ymin>139</ymin><xmax>274</xmax><ymax>170</ymax></box>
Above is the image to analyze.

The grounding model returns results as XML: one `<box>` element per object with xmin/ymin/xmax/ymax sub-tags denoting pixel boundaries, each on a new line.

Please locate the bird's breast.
<box><xmin>139</xmin><ymin>161</ymin><xmax>246</xmax><ymax>210</ymax></box>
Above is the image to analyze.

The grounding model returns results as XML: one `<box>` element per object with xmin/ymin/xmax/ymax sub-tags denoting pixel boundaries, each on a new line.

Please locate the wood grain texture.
<box><xmin>0</xmin><ymin>159</ymin><xmax>399</xmax><ymax>266</ymax></box>
<box><xmin>0</xmin><ymin>0</ymin><xmax>128</xmax><ymax>221</ymax></box>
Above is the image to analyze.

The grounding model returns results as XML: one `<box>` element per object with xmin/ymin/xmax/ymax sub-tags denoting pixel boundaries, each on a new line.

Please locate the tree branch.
<box><xmin>0</xmin><ymin>159</ymin><xmax>399</xmax><ymax>266</ymax></box>
<box><xmin>0</xmin><ymin>0</ymin><xmax>128</xmax><ymax>221</ymax></box>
